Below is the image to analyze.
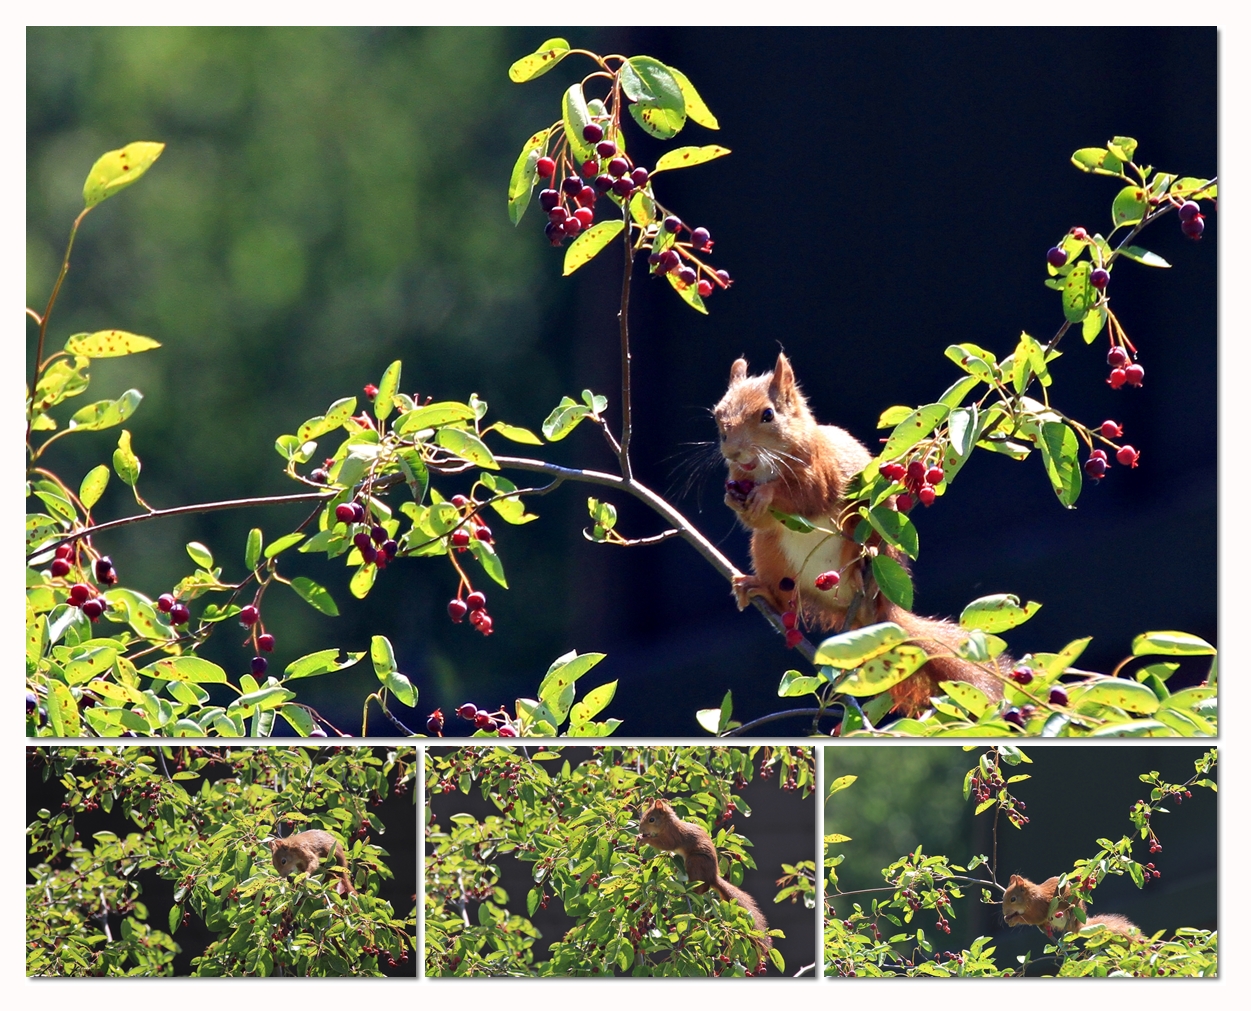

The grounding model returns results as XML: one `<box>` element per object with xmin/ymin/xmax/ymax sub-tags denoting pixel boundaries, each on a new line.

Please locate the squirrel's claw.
<box><xmin>732</xmin><ymin>573</ymin><xmax>766</xmax><ymax>610</ymax></box>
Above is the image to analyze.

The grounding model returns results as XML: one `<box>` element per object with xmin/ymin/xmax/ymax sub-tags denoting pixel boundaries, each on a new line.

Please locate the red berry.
<box><xmin>564</xmin><ymin>217</ymin><xmax>583</xmax><ymax>237</ymax></box>
<box><xmin>573</xmin><ymin>207</ymin><xmax>594</xmax><ymax>227</ymax></box>
<box><xmin>170</xmin><ymin>603</ymin><xmax>191</xmax><ymax>626</ymax></box>
<box><xmin>1046</xmin><ymin>246</ymin><xmax>1068</xmax><ymax>268</ymax></box>
<box><xmin>576</xmin><ymin>185</ymin><xmax>596</xmax><ymax>208</ymax></box>
<box><xmin>335</xmin><ymin>504</ymin><xmax>355</xmax><ymax>523</ymax></box>
<box><xmin>497</xmin><ymin>724</ymin><xmax>518</xmax><ymax>737</ymax></box>
<box><xmin>697</xmin><ymin>279</ymin><xmax>713</xmax><ymax>298</ymax></box>
<box><xmin>473</xmin><ymin>613</ymin><xmax>494</xmax><ymax>636</ymax></box>
<box><xmin>1070</xmin><ymin>227</ymin><xmax>1088</xmax><ymax>240</ymax></box>
<box><xmin>50</xmin><ymin>558</ymin><xmax>71</xmax><ymax>577</ymax></box>
<box><xmin>548</xmin><ymin>206</ymin><xmax>568</xmax><ymax>225</ymax></box>
<box><xmin>447</xmin><ymin>598</ymin><xmax>468</xmax><ymax>623</ymax></box>
<box><xmin>457</xmin><ymin>703</ymin><xmax>477</xmax><ymax>720</ymax></box>
<box><xmin>918</xmin><ymin>485</ymin><xmax>937</xmax><ymax>507</ymax></box>
<box><xmin>363</xmin><ymin>384</ymin><xmax>378</xmax><ymax>399</ymax></box>
<box><xmin>1090</xmin><ymin>268</ymin><xmax>1110</xmax><ymax>290</ymax></box>
<box><xmin>1107</xmin><ymin>347</ymin><xmax>1129</xmax><ymax>368</ymax></box>
<box><xmin>1107</xmin><ymin>368</ymin><xmax>1128</xmax><ymax>389</ymax></box>
<box><xmin>611</xmin><ymin>177</ymin><xmax>634</xmax><ymax>198</ymax></box>
<box><xmin>1048</xmin><ymin>687</ymin><xmax>1068</xmax><ymax>707</ymax></box>
<box><xmin>535</xmin><ymin>156</ymin><xmax>555</xmax><ymax>178</ymax></box>
<box><xmin>814</xmin><ymin>571</ymin><xmax>840</xmax><ymax>591</ymax></box>
<box><xmin>784</xmin><ymin>628</ymin><xmax>803</xmax><ymax>649</ymax></box>
<box><xmin>157</xmin><ymin>593</ymin><xmax>175</xmax><ymax>612</ymax></box>
<box><xmin>451</xmin><ymin>495</ymin><xmax>469</xmax><ymax>507</ymax></box>
<box><xmin>925</xmin><ymin>466</ymin><xmax>945</xmax><ymax>485</ymax></box>
<box><xmin>426</xmin><ymin>710</ymin><xmax>444</xmax><ymax>734</ymax></box>
<box><xmin>474</xmin><ymin>711</ymin><xmax>496</xmax><ymax>729</ymax></box>
<box><xmin>258</xmin><ymin>633</ymin><xmax>275</xmax><ymax>652</ymax></box>
<box><xmin>55</xmin><ymin>544</ymin><xmax>72</xmax><ymax>559</ymax></box>
<box><xmin>582</xmin><ymin>123</ymin><xmax>604</xmax><ymax>143</ymax></box>
<box><xmin>907</xmin><ymin>460</ymin><xmax>926</xmax><ymax>483</ymax></box>
<box><xmin>466</xmin><ymin>591</ymin><xmax>487</xmax><ymax>612</ymax></box>
<box><xmin>781</xmin><ymin>610</ymin><xmax>798</xmax><ymax>630</ymax></box>
<box><xmin>1010</xmin><ymin>667</ymin><xmax>1033</xmax><ymax>685</ymax></box>
<box><xmin>1124</xmin><ymin>364</ymin><xmax>1144</xmax><ymax>387</ymax></box>
<box><xmin>81</xmin><ymin>598</ymin><xmax>105</xmax><ymax>621</ymax></box>
<box><xmin>1116</xmin><ymin>445</ymin><xmax>1140</xmax><ymax>468</ymax></box>
<box><xmin>630</xmin><ymin>167</ymin><xmax>649</xmax><ymax>186</ymax></box>
<box><xmin>596</xmin><ymin>139</ymin><xmax>617</xmax><ymax>158</ymax></box>
<box><xmin>897</xmin><ymin>493</ymin><xmax>915</xmax><ymax>512</ymax></box>
<box><xmin>1100</xmin><ymin>420</ymin><xmax>1123</xmax><ymax>438</ymax></box>
<box><xmin>475</xmin><ymin>526</ymin><xmax>493</xmax><ymax>542</ymax></box>
<box><xmin>251</xmin><ymin>656</ymin><xmax>268</xmax><ymax>676</ymax></box>
<box><xmin>663</xmin><ymin>215</ymin><xmax>682</xmax><ymax>233</ymax></box>
<box><xmin>69</xmin><ymin>583</ymin><xmax>91</xmax><ymax>606</ymax></box>
<box><xmin>581</xmin><ymin>159</ymin><xmax>599</xmax><ymax>177</ymax></box>
<box><xmin>239</xmin><ymin>605</ymin><xmax>259</xmax><ymax>626</ymax></box>
<box><xmin>450</xmin><ymin>529</ymin><xmax>471</xmax><ymax>548</ymax></box>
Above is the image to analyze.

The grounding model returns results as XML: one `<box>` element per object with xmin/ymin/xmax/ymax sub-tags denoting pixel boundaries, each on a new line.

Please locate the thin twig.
<box><xmin>617</xmin><ymin>206</ymin><xmax>634</xmax><ymax>481</ymax></box>
<box><xmin>722</xmin><ymin>708</ymin><xmax>837</xmax><ymax>737</ymax></box>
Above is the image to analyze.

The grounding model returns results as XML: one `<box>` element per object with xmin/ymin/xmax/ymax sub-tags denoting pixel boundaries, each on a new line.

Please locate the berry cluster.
<box><xmin>453</xmin><ymin>701</ymin><xmax>517</xmax><ymax>736</ymax></box>
<box><xmin>1084</xmin><ymin>418</ymin><xmax>1140</xmax><ymax>481</ymax></box>
<box><xmin>447</xmin><ymin>589</ymin><xmax>492</xmax><ymax>636</ymax></box>
<box><xmin>1177</xmin><ymin>199</ymin><xmax>1205</xmax><ymax>240</ymax></box>
<box><xmin>335</xmin><ymin>500</ymin><xmax>399</xmax><ymax>568</ymax></box>
<box><xmin>1106</xmin><ymin>345</ymin><xmax>1144</xmax><ymax>389</ymax></box>
<box><xmin>880</xmin><ymin>459</ymin><xmax>944</xmax><ymax>512</ymax></box>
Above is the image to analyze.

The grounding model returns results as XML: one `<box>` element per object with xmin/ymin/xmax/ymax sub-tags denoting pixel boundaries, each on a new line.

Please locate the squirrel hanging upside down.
<box><xmin>1002</xmin><ymin>873</ymin><xmax>1142</xmax><ymax>939</ymax></box>
<box><xmin>637</xmin><ymin>799</ymin><xmax>771</xmax><ymax>950</ymax></box>
<box><xmin>714</xmin><ymin>352</ymin><xmax>1005</xmax><ymax>715</ymax></box>
<box><xmin>269</xmin><ymin>828</ymin><xmax>356</xmax><ymax>895</ymax></box>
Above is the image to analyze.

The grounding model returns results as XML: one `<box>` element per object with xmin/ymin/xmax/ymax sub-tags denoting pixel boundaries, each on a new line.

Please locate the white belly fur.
<box><xmin>778</xmin><ymin>522</ymin><xmax>846</xmax><ymax>590</ymax></box>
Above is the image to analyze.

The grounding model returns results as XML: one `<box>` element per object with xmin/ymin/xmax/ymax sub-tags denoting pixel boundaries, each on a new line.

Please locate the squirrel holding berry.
<box><xmin>637</xmin><ymin>799</ymin><xmax>770</xmax><ymax>948</ymax></box>
<box><xmin>714</xmin><ymin>352</ymin><xmax>1005</xmax><ymax>715</ymax></box>
<box><xmin>269</xmin><ymin>828</ymin><xmax>355</xmax><ymax>895</ymax></box>
<box><xmin>1002</xmin><ymin>874</ymin><xmax>1141</xmax><ymax>939</ymax></box>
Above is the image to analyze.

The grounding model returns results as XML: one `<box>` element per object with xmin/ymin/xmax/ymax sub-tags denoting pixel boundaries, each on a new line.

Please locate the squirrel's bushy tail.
<box><xmin>884</xmin><ymin>606</ymin><xmax>1007</xmax><ymax>716</ymax></box>
<box><xmin>1085</xmin><ymin>913</ymin><xmax>1143</xmax><ymax>938</ymax></box>
<box><xmin>713</xmin><ymin>877</ymin><xmax>772</xmax><ymax>949</ymax></box>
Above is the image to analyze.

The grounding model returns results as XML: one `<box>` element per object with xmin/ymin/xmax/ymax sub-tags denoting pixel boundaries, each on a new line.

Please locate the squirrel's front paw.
<box><xmin>741</xmin><ymin>482</ymin><xmax>776</xmax><ymax>524</ymax></box>
<box><xmin>732</xmin><ymin>574</ymin><xmax>766</xmax><ymax>610</ymax></box>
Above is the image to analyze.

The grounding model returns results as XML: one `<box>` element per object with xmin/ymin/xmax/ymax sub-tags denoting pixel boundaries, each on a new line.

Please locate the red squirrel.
<box><xmin>269</xmin><ymin>829</ymin><xmax>355</xmax><ymax>895</ymax></box>
<box><xmin>1002</xmin><ymin>874</ymin><xmax>1142</xmax><ymax>939</ymax></box>
<box><xmin>637</xmin><ymin>799</ymin><xmax>771</xmax><ymax>949</ymax></box>
<box><xmin>713</xmin><ymin>352</ymin><xmax>1004</xmax><ymax>715</ymax></box>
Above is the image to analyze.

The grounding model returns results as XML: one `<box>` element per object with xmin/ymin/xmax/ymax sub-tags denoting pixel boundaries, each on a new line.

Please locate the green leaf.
<box><xmin>527</xmin><ymin>888</ymin><xmax>541</xmax><ymax>917</ymax></box>
<box><xmin>1107</xmin><ymin>136</ymin><xmax>1138</xmax><ymax>161</ymax></box>
<box><xmin>436</xmin><ymin>426</ymin><xmax>498</xmax><ymax>469</ymax></box>
<box><xmin>1039</xmin><ymin>421</ymin><xmax>1081</xmax><ymax>508</ymax></box>
<box><xmin>245</xmin><ymin>529</ymin><xmax>262</xmax><ymax>571</ymax></box>
<box><xmin>664</xmin><ymin>269</ymin><xmax>708</xmax><ymax>314</ymax></box>
<box><xmin>33</xmin><ymin>355</ymin><xmax>90</xmax><ymax>410</ymax></box>
<box><xmin>68</xmin><ymin>389</ymin><xmax>143</xmax><ymax>433</ymax></box>
<box><xmin>652</xmin><ymin>144</ymin><xmax>731</xmax><ymax>174</ymax></box>
<box><xmin>542</xmin><ymin>397</ymin><xmax>593</xmax><ymax>441</ymax></box>
<box><xmin>941</xmin><ymin>681</ymin><xmax>992</xmax><ymax>718</ymax></box>
<box><xmin>1062</xmin><ymin>261</ymin><xmax>1097</xmax><ymax>324</ymax></box>
<box><xmin>297</xmin><ymin>397</ymin><xmax>357</xmax><ymax>442</ymax></box>
<box><xmin>959</xmin><ymin>594</ymin><xmax>1042</xmax><ymax>633</ymax></box>
<box><xmin>815</xmin><ymin>622</ymin><xmax>908</xmax><ymax>669</ymax></box>
<box><xmin>112</xmin><ymin>430</ymin><xmax>141</xmax><ymax>487</ymax></box>
<box><xmin>64</xmin><ymin>329</ymin><xmax>162</xmax><ymax>359</ymax></box>
<box><xmin>371</xmin><ymin>634</ymin><xmax>397</xmax><ymax>676</ymax></box>
<box><xmin>777</xmin><ymin>670</ymin><xmax>822</xmax><ymax>697</ymax></box>
<box><xmin>877</xmin><ymin>405</ymin><xmax>912</xmax><ymax>428</ymax></box>
<box><xmin>508</xmin><ymin>38</ymin><xmax>571</xmax><ymax>82</ymax></box>
<box><xmin>183</xmin><ymin>541</ymin><xmax>212</xmax><ymax>569</ymax></box>
<box><xmin>488</xmin><ymin>422</ymin><xmax>543</xmax><ymax>445</ymax></box>
<box><xmin>1119</xmin><ymin>245</ymin><xmax>1171</xmax><ymax>268</ymax></box>
<box><xmin>374</xmin><ymin>360</ymin><xmax>401</xmax><ymax>422</ymax></box>
<box><xmin>284</xmin><ymin>648</ymin><xmax>363</xmax><ymax>680</ymax></box>
<box><xmin>507</xmin><ymin>128</ymin><xmax>550</xmax><ymax>226</ymax></box>
<box><xmin>82</xmin><ymin>141</ymin><xmax>165</xmax><ymax>208</ymax></box>
<box><xmin>264</xmin><ymin>532</ymin><xmax>304</xmax><ymax>558</ymax></box>
<box><xmin>469</xmin><ymin>538</ymin><xmax>508</xmax><ymax>588</ymax></box>
<box><xmin>1081</xmin><ymin>306</ymin><xmax>1107</xmax><ymax>343</ymax></box>
<box><xmin>561</xmin><ymin>82</ymin><xmax>594</xmax><ymax>164</ymax></box>
<box><xmin>866</xmin><ymin>506</ymin><xmax>919</xmax><ymax>560</ymax></box>
<box><xmin>393</xmin><ymin>401</ymin><xmax>477</xmax><ymax>435</ymax></box>
<box><xmin>79</xmin><ymin>465</ymin><xmax>110</xmax><ymax>510</ymax></box>
<box><xmin>382</xmin><ymin>669</ymin><xmax>417</xmax><ymax>709</ymax></box>
<box><xmin>626</xmin><ymin>57</ymin><xmax>686</xmax><ymax>138</ymax></box>
<box><xmin>1131</xmin><ymin>631</ymin><xmax>1216</xmax><ymax>657</ymax></box>
<box><xmin>618</xmin><ymin>58</ymin><xmax>656</xmax><ymax>102</ymax></box>
<box><xmin>480</xmin><ymin>472</ymin><xmax>539</xmax><ymax>525</ymax></box>
<box><xmin>827</xmin><ymin>775</ymin><xmax>857</xmax><ymax>799</ymax></box>
<box><xmin>396</xmin><ymin>448</ymin><xmax>429</xmax><ymax>505</ymax></box>
<box><xmin>882</xmin><ymin>404</ymin><xmax>949</xmax><ymax>459</ymax></box>
<box><xmin>1071</xmin><ymin>680</ymin><xmax>1160</xmax><ymax>715</ymax></box>
<box><xmin>563</xmin><ymin>219</ymin><xmax>625</xmax><ymax>276</ymax></box>
<box><xmin>1071</xmin><ymin>146</ymin><xmax>1123</xmax><ymax>176</ymax></box>
<box><xmin>669</xmin><ymin>67</ymin><xmax>718</xmax><ymax>129</ymax></box>
<box><xmin>290</xmin><ymin>576</ymin><xmax>339</xmax><ymax>616</ymax></box>
<box><xmin>538</xmin><ymin>651</ymin><xmax>606</xmax><ymax>724</ymax></box>
<box><xmin>872</xmin><ymin>554</ymin><xmax>913</xmax><ymax>610</ymax></box>
<box><xmin>769</xmin><ymin>508</ymin><xmax>817</xmax><ymax>534</ymax></box>
<box><xmin>945</xmin><ymin>343</ymin><xmax>999</xmax><ymax>382</ymax></box>
<box><xmin>138</xmin><ymin>656</ymin><xmax>228</xmax><ymax>684</ymax></box>
<box><xmin>278</xmin><ymin>705</ymin><xmax>316</xmax><ymax>737</ymax></box>
<box><xmin>833</xmin><ymin>645</ymin><xmax>928</xmax><ymax>697</ymax></box>
<box><xmin>569</xmin><ymin>680</ymin><xmax>618</xmax><ymax>725</ymax></box>
<box><xmin>1111</xmin><ymin>186</ymin><xmax>1148</xmax><ymax>227</ymax></box>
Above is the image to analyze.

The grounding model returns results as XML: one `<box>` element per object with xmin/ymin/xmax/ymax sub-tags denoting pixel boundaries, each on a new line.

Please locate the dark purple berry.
<box><xmin>611</xmin><ymin>177</ymin><xmax>634</xmax><ymax>198</ymax></box>
<box><xmin>50</xmin><ymin>559</ymin><xmax>71</xmax><ymax>578</ymax></box>
<box><xmin>360</xmin><ymin>544</ymin><xmax>377</xmax><ymax>564</ymax></box>
<box><xmin>1177</xmin><ymin>200</ymin><xmax>1201</xmax><ymax>222</ymax></box>
<box><xmin>594</xmin><ymin>174</ymin><xmax>615</xmax><ymax>194</ymax></box>
<box><xmin>659</xmin><ymin>249</ymin><xmax>681</xmax><ymax>272</ymax></box>
<box><xmin>94</xmin><ymin>557</ymin><xmax>114</xmax><ymax>581</ymax></box>
<box><xmin>27</xmin><ymin>692</ymin><xmax>38</xmax><ymax>715</ymax></box>
<box><xmin>157</xmin><ymin>594</ymin><xmax>175</xmax><ymax>613</ymax></box>
<box><xmin>310</xmin><ymin>468</ymin><xmax>329</xmax><ymax>484</ymax></box>
<box><xmin>371</xmin><ymin>525</ymin><xmax>387</xmax><ymax>545</ymax></box>
<box><xmin>548</xmin><ymin>206</ymin><xmax>568</xmax><ymax>225</ymax></box>
<box><xmin>352</xmin><ymin>503</ymin><xmax>366</xmax><ymax>523</ymax></box>
<box><xmin>690</xmin><ymin>227</ymin><xmax>711</xmax><ymax>250</ymax></box>
<box><xmin>1003</xmin><ymin>708</ymin><xmax>1026</xmax><ymax>729</ymax></box>
<box><xmin>596</xmin><ymin>139</ymin><xmax>617</xmax><ymax>158</ymax></box>
<box><xmin>607</xmin><ymin>157</ymin><xmax>628</xmax><ymax>178</ymax></box>
<box><xmin>239</xmin><ymin>605</ymin><xmax>259</xmax><ymax>626</ymax></box>
<box><xmin>582</xmin><ymin>122</ymin><xmax>604</xmax><ymax>143</ymax></box>
<box><xmin>1181</xmin><ymin>214</ymin><xmax>1205</xmax><ymax>239</ymax></box>
<box><xmin>1046</xmin><ymin>246</ymin><xmax>1068</xmax><ymax>268</ymax></box>
<box><xmin>561</xmin><ymin>176</ymin><xmax>582</xmax><ymax>196</ymax></box>
<box><xmin>258</xmin><ymin>633</ymin><xmax>276</xmax><ymax>652</ymax></box>
<box><xmin>676</xmin><ymin>266</ymin><xmax>697</xmax><ymax>285</ymax></box>
<box><xmin>538</xmin><ymin>189</ymin><xmax>559</xmax><ymax>212</ymax></box>
<box><xmin>630</xmin><ymin>167</ymin><xmax>649</xmax><ymax>186</ymax></box>
<box><xmin>427</xmin><ymin>712</ymin><xmax>444</xmax><ymax>734</ymax></box>
<box><xmin>663</xmin><ymin>215</ymin><xmax>682</xmax><ymax>233</ymax></box>
<box><xmin>353</xmin><ymin>532</ymin><xmax>373</xmax><ymax>552</ymax></box>
<box><xmin>82</xmin><ymin>598</ymin><xmax>105</xmax><ymax>621</ymax></box>
<box><xmin>251</xmin><ymin>656</ymin><xmax>268</xmax><ymax>676</ymax></box>
<box><xmin>1090</xmin><ymin>268</ymin><xmax>1109</xmax><ymax>290</ymax></box>
<box><xmin>1048</xmin><ymin>687</ymin><xmax>1069</xmax><ymax>707</ymax></box>
<box><xmin>383</xmin><ymin>539</ymin><xmax>398</xmax><ymax>559</ymax></box>
<box><xmin>335</xmin><ymin>504</ymin><xmax>354</xmax><ymax>523</ymax></box>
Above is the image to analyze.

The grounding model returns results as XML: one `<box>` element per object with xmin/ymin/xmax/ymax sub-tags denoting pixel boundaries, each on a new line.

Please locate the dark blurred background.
<box><xmin>26</xmin><ymin>28</ymin><xmax>1217</xmax><ymax>735</ymax></box>
<box><xmin>824</xmin><ymin>746</ymin><xmax>1217</xmax><ymax>969</ymax></box>
<box><xmin>427</xmin><ymin>746</ymin><xmax>817</xmax><ymax>975</ymax></box>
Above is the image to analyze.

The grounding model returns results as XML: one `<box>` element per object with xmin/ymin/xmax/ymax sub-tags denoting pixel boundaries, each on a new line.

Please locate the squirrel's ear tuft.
<box><xmin>730</xmin><ymin>358</ymin><xmax>748</xmax><ymax>383</ymax></box>
<box><xmin>268</xmin><ymin>839</ymin><xmax>279</xmax><ymax>853</ymax></box>
<box><xmin>1007</xmin><ymin>874</ymin><xmax>1021</xmax><ymax>886</ymax></box>
<box><xmin>769</xmin><ymin>353</ymin><xmax>797</xmax><ymax>405</ymax></box>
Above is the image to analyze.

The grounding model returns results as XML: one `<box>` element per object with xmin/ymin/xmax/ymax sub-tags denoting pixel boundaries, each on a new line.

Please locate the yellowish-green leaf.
<box><xmin>79</xmin><ymin>466</ymin><xmax>110</xmax><ymax>510</ymax></box>
<box><xmin>139</xmin><ymin>656</ymin><xmax>228</xmax><ymax>684</ymax></box>
<box><xmin>436</xmin><ymin>427</ymin><xmax>498</xmax><ymax>469</ymax></box>
<box><xmin>64</xmin><ymin>330</ymin><xmax>160</xmax><ymax>358</ymax></box>
<box><xmin>374</xmin><ymin>360</ymin><xmax>402</xmax><ymax>422</ymax></box>
<box><xmin>669</xmin><ymin>67</ymin><xmax>719</xmax><ymax>129</ymax></box>
<box><xmin>82</xmin><ymin>141</ymin><xmax>165</xmax><ymax>208</ymax></box>
<box><xmin>652</xmin><ymin>144</ymin><xmax>731</xmax><ymax>174</ymax></box>
<box><xmin>113</xmin><ymin>430</ymin><xmax>140</xmax><ymax>486</ymax></box>
<box><xmin>815</xmin><ymin>622</ymin><xmax>908</xmax><ymax>669</ymax></box>
<box><xmin>833</xmin><ymin>645</ymin><xmax>929</xmax><ymax>696</ymax></box>
<box><xmin>563</xmin><ymin>219</ymin><xmax>625</xmax><ymax>276</ymax></box>
<box><xmin>1131</xmin><ymin>631</ymin><xmax>1216</xmax><ymax>656</ymax></box>
<box><xmin>508</xmin><ymin>38</ymin><xmax>571</xmax><ymax>82</ymax></box>
<box><xmin>488</xmin><ymin>422</ymin><xmax>543</xmax><ymax>445</ymax></box>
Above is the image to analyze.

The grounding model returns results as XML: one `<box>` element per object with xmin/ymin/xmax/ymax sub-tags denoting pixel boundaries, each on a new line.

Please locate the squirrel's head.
<box><xmin>713</xmin><ymin>352</ymin><xmax>816</xmax><ymax>479</ymax></box>
<box><xmin>270</xmin><ymin>839</ymin><xmax>307</xmax><ymax>876</ymax></box>
<box><xmin>637</xmin><ymin>799</ymin><xmax>674</xmax><ymax>844</ymax></box>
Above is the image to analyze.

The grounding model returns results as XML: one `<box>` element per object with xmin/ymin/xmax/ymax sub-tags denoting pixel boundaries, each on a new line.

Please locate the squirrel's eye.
<box><xmin>761</xmin><ymin>407</ymin><xmax>774</xmax><ymax>423</ymax></box>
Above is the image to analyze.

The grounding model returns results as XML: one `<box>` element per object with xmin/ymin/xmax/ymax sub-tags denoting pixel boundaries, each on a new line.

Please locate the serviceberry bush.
<box><xmin>24</xmin><ymin>41</ymin><xmax>1216</xmax><ymax>738</ymax></box>
<box><xmin>823</xmin><ymin>747</ymin><xmax>1217</xmax><ymax>977</ymax></box>
<box><xmin>26</xmin><ymin>746</ymin><xmax>416</xmax><ymax>976</ymax></box>
<box><xmin>425</xmin><ymin>745</ymin><xmax>815</xmax><ymax>977</ymax></box>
